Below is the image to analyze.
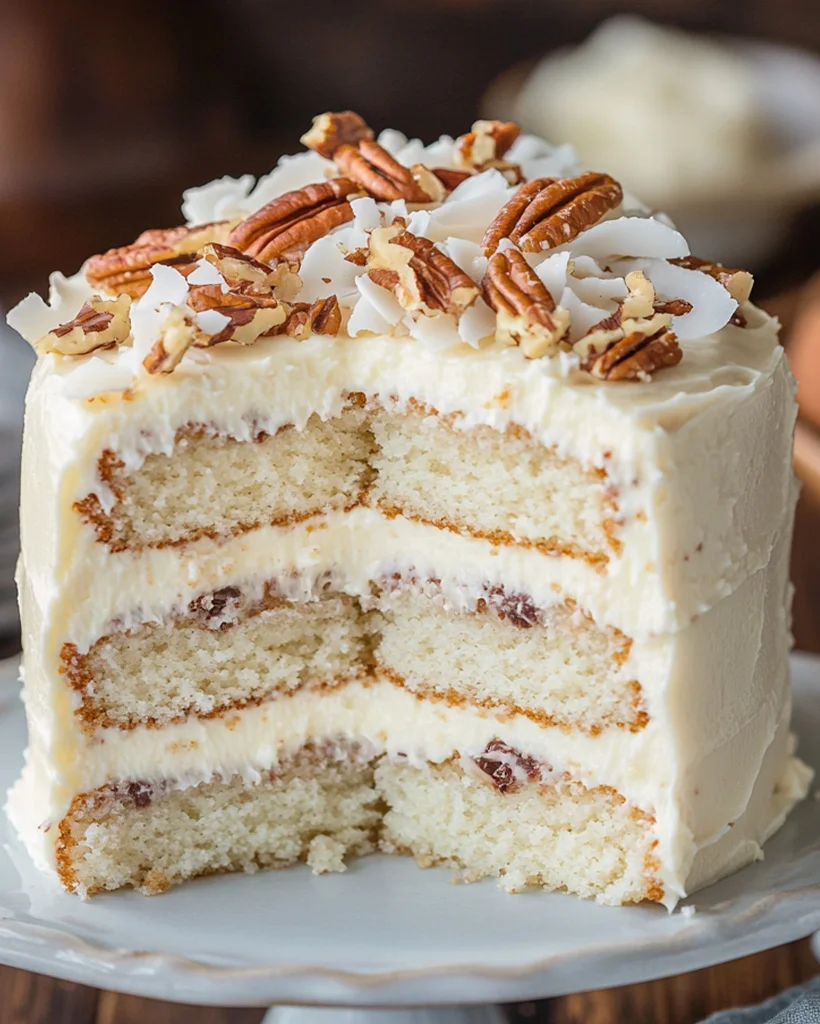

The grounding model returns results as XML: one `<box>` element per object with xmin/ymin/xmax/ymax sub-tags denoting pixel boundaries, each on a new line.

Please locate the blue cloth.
<box><xmin>702</xmin><ymin>977</ymin><xmax>820</xmax><ymax>1023</ymax></box>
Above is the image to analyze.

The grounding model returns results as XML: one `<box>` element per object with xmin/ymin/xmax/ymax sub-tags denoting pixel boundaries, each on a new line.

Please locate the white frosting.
<box><xmin>7</xmin><ymin>122</ymin><xmax>809</xmax><ymax>906</ymax></box>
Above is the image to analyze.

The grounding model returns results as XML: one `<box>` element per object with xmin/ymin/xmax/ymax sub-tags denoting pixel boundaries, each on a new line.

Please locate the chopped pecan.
<box><xmin>333</xmin><ymin>141</ymin><xmax>438</xmax><ymax>203</ymax></box>
<box><xmin>431</xmin><ymin>168</ymin><xmax>473</xmax><ymax>191</ymax></box>
<box><xmin>670</xmin><ymin>255</ymin><xmax>753</xmax><ymax>304</ymax></box>
<box><xmin>229</xmin><ymin>179</ymin><xmax>359</xmax><ymax>263</ymax></box>
<box><xmin>38</xmin><ymin>295</ymin><xmax>131</xmax><ymax>356</ymax></box>
<box><xmin>367</xmin><ymin>225</ymin><xmax>479</xmax><ymax>317</ymax></box>
<box><xmin>343</xmin><ymin>246</ymin><xmax>369</xmax><ymax>266</ymax></box>
<box><xmin>654</xmin><ymin>298</ymin><xmax>693</xmax><ymax>316</ymax></box>
<box><xmin>456</xmin><ymin>120</ymin><xmax>520</xmax><ymax>169</ymax></box>
<box><xmin>590</xmin><ymin>322</ymin><xmax>682</xmax><ymax>382</ymax></box>
<box><xmin>200</xmin><ymin>243</ymin><xmax>276</xmax><ymax>293</ymax></box>
<box><xmin>186</xmin><ymin>285</ymin><xmax>287</xmax><ymax>346</ymax></box>
<box><xmin>276</xmin><ymin>296</ymin><xmax>343</xmax><ymax>340</ymax></box>
<box><xmin>473</xmin><ymin>739</ymin><xmax>542</xmax><ymax>793</ymax></box>
<box><xmin>301</xmin><ymin>110</ymin><xmax>374</xmax><ymax>159</ymax></box>
<box><xmin>574</xmin><ymin>271</ymin><xmax>658</xmax><ymax>361</ymax></box>
<box><xmin>142</xmin><ymin>309</ymin><xmax>196</xmax><ymax>374</ymax></box>
<box><xmin>483</xmin><ymin>249</ymin><xmax>570</xmax><ymax>358</ymax></box>
<box><xmin>86</xmin><ymin>222</ymin><xmax>232</xmax><ymax>298</ymax></box>
<box><xmin>482</xmin><ymin>173</ymin><xmax>623</xmax><ymax>255</ymax></box>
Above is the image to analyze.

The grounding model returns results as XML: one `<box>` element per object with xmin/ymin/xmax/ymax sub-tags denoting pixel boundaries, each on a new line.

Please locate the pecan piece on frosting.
<box><xmin>186</xmin><ymin>285</ymin><xmax>287</xmax><ymax>346</ymax></box>
<box><xmin>142</xmin><ymin>308</ymin><xmax>197</xmax><ymax>375</ymax></box>
<box><xmin>301</xmin><ymin>111</ymin><xmax>375</xmax><ymax>159</ymax></box>
<box><xmin>275</xmin><ymin>296</ymin><xmax>343</xmax><ymax>340</ymax></box>
<box><xmin>483</xmin><ymin>249</ymin><xmax>570</xmax><ymax>358</ymax></box>
<box><xmin>367</xmin><ymin>224</ymin><xmax>480</xmax><ymax>317</ymax></box>
<box><xmin>482</xmin><ymin>173</ymin><xmax>623</xmax><ymax>255</ymax></box>
<box><xmin>39</xmin><ymin>295</ymin><xmax>131</xmax><ymax>356</ymax></box>
<box><xmin>229</xmin><ymin>178</ymin><xmax>359</xmax><ymax>264</ymax></box>
<box><xmin>456</xmin><ymin>119</ymin><xmax>520</xmax><ymax>169</ymax></box>
<box><xmin>333</xmin><ymin>141</ymin><xmax>439</xmax><ymax>203</ymax></box>
<box><xmin>86</xmin><ymin>222</ymin><xmax>232</xmax><ymax>298</ymax></box>
<box><xmin>669</xmin><ymin>255</ymin><xmax>754</xmax><ymax>304</ymax></box>
<box><xmin>589</xmin><ymin>322</ymin><xmax>682</xmax><ymax>382</ymax></box>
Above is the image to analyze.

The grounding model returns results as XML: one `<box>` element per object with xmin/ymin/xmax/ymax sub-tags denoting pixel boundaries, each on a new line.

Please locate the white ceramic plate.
<box><xmin>0</xmin><ymin>654</ymin><xmax>819</xmax><ymax>1008</ymax></box>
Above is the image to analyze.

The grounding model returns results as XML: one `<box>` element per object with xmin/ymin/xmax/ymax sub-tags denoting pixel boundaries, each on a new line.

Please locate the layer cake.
<box><xmin>6</xmin><ymin>113</ymin><xmax>811</xmax><ymax>905</ymax></box>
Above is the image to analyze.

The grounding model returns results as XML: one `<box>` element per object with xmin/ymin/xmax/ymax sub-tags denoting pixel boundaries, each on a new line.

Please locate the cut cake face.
<box><xmin>5</xmin><ymin>112</ymin><xmax>811</xmax><ymax>905</ymax></box>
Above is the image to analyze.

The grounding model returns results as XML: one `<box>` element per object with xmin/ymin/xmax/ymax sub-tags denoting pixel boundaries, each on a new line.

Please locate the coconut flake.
<box><xmin>347</xmin><ymin>291</ymin><xmax>394</xmax><ymax>337</ymax></box>
<box><xmin>426</xmin><ymin>170</ymin><xmax>513</xmax><ymax>245</ymax></box>
<box><xmin>458</xmin><ymin>298</ymin><xmax>495</xmax><ymax>348</ymax></box>
<box><xmin>441</xmin><ymin>237</ymin><xmax>488</xmax><ymax>284</ymax></box>
<box><xmin>420</xmin><ymin>135</ymin><xmax>458</xmax><ymax>168</ymax></box>
<box><xmin>350</xmin><ymin>197</ymin><xmax>381</xmax><ymax>232</ymax></box>
<box><xmin>181</xmin><ymin>174</ymin><xmax>254</xmax><ymax>225</ymax></box>
<box><xmin>405</xmin><ymin>210</ymin><xmax>432</xmax><ymax>237</ymax></box>
<box><xmin>188</xmin><ymin>259</ymin><xmax>229</xmax><ymax>289</ymax></box>
<box><xmin>384</xmin><ymin>200</ymin><xmax>409</xmax><ymax>225</ymax></box>
<box><xmin>143</xmin><ymin>263</ymin><xmax>190</xmax><ymax>307</ymax></box>
<box><xmin>559</xmin><ymin>286</ymin><xmax>614</xmax><ymax>342</ymax></box>
<box><xmin>7</xmin><ymin>270</ymin><xmax>94</xmax><ymax>344</ymax></box>
<box><xmin>61</xmin><ymin>356</ymin><xmax>136</xmax><ymax>401</ymax></box>
<box><xmin>558</xmin><ymin>216</ymin><xmax>689</xmax><ymax>262</ymax></box>
<box><xmin>405</xmin><ymin>311</ymin><xmax>460</xmax><ymax>350</ymax></box>
<box><xmin>534</xmin><ymin>251</ymin><xmax>572</xmax><ymax>301</ymax></box>
<box><xmin>298</xmin><ymin>227</ymin><xmax>367</xmax><ymax>303</ymax></box>
<box><xmin>195</xmin><ymin>309</ymin><xmax>231</xmax><ymax>335</ymax></box>
<box><xmin>355</xmin><ymin>275</ymin><xmax>404</xmax><ymax>326</ymax></box>
<box><xmin>615</xmin><ymin>257</ymin><xmax>736</xmax><ymax>340</ymax></box>
<box><xmin>246</xmin><ymin>152</ymin><xmax>335</xmax><ymax>215</ymax></box>
<box><xmin>377</xmin><ymin>130</ymin><xmax>409</xmax><ymax>156</ymax></box>
<box><xmin>392</xmin><ymin>137</ymin><xmax>426</xmax><ymax>167</ymax></box>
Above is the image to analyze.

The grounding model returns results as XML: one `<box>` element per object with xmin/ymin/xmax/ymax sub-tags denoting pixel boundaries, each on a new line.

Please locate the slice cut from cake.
<box><xmin>6</xmin><ymin>112</ymin><xmax>811</xmax><ymax>906</ymax></box>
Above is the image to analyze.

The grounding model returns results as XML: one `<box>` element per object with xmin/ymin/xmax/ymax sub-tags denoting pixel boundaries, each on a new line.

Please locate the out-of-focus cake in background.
<box><xmin>487</xmin><ymin>16</ymin><xmax>820</xmax><ymax>267</ymax></box>
<box><xmin>5</xmin><ymin>111</ymin><xmax>812</xmax><ymax>906</ymax></box>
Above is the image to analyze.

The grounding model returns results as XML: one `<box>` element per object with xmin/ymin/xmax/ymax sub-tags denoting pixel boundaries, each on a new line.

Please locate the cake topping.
<box><xmin>38</xmin><ymin>296</ymin><xmax>131</xmax><ymax>356</ymax></box>
<box><xmin>8</xmin><ymin>110</ymin><xmax>757</xmax><ymax>391</ymax></box>
<box><xmin>367</xmin><ymin>224</ymin><xmax>480</xmax><ymax>318</ymax></box>
<box><xmin>229</xmin><ymin>178</ymin><xmax>360</xmax><ymax>262</ymax></box>
<box><xmin>456</xmin><ymin>119</ymin><xmax>521</xmax><ymax>171</ymax></box>
<box><xmin>333</xmin><ymin>141</ymin><xmax>440</xmax><ymax>203</ymax></box>
<box><xmin>483</xmin><ymin>249</ymin><xmax>570</xmax><ymax>358</ymax></box>
<box><xmin>481</xmin><ymin>173</ymin><xmax>623</xmax><ymax>255</ymax></box>
<box><xmin>669</xmin><ymin>256</ymin><xmax>754</xmax><ymax>305</ymax></box>
<box><xmin>301</xmin><ymin>110</ymin><xmax>375</xmax><ymax>160</ymax></box>
<box><xmin>86</xmin><ymin>222</ymin><xmax>232</xmax><ymax>298</ymax></box>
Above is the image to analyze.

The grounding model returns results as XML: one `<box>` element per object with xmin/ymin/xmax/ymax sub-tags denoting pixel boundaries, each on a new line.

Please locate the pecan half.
<box><xmin>483</xmin><ymin>250</ymin><xmax>570</xmax><ymax>358</ymax></box>
<box><xmin>333</xmin><ymin>141</ymin><xmax>437</xmax><ymax>203</ymax></box>
<box><xmin>301</xmin><ymin>110</ymin><xmax>374</xmax><ymax>159</ymax></box>
<box><xmin>38</xmin><ymin>295</ymin><xmax>131</xmax><ymax>356</ymax></box>
<box><xmin>367</xmin><ymin>225</ymin><xmax>479</xmax><ymax>317</ymax></box>
<box><xmin>456</xmin><ymin>120</ymin><xmax>520</xmax><ymax>168</ymax></box>
<box><xmin>482</xmin><ymin>173</ymin><xmax>623</xmax><ymax>255</ymax></box>
<box><xmin>86</xmin><ymin>222</ymin><xmax>232</xmax><ymax>298</ymax></box>
<box><xmin>590</xmin><ymin>322</ymin><xmax>682</xmax><ymax>382</ymax></box>
<box><xmin>275</xmin><ymin>296</ymin><xmax>342</xmax><ymax>340</ymax></box>
<box><xmin>229</xmin><ymin>179</ymin><xmax>359</xmax><ymax>264</ymax></box>
<box><xmin>669</xmin><ymin>255</ymin><xmax>754</xmax><ymax>304</ymax></box>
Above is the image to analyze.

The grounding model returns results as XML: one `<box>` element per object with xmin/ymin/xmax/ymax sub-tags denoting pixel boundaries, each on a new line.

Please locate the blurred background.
<box><xmin>2</xmin><ymin>0</ymin><xmax>820</xmax><ymax>649</ymax></box>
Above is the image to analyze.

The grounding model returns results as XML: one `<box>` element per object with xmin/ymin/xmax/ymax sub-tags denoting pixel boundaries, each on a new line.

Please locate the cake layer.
<box><xmin>57</xmin><ymin>741</ymin><xmax>380</xmax><ymax>897</ymax></box>
<box><xmin>77</xmin><ymin>410</ymin><xmax>374</xmax><ymax>550</ymax></box>
<box><xmin>52</xmin><ymin>738</ymin><xmax>658</xmax><ymax>902</ymax></box>
<box><xmin>377</xmin><ymin>757</ymin><xmax>657</xmax><ymax>903</ymax></box>
<box><xmin>61</xmin><ymin>571</ymin><xmax>639</xmax><ymax>735</ymax></box>
<box><xmin>62</xmin><ymin>590</ymin><xmax>373</xmax><ymax>730</ymax></box>
<box><xmin>20</xmin><ymin>325</ymin><xmax>796</xmax><ymax>637</ymax></box>
<box><xmin>75</xmin><ymin>400</ymin><xmax>616</xmax><ymax>563</ymax></box>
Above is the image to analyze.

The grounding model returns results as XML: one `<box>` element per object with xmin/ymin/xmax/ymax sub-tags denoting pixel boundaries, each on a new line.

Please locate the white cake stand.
<box><xmin>1</xmin><ymin>655</ymin><xmax>820</xmax><ymax>1023</ymax></box>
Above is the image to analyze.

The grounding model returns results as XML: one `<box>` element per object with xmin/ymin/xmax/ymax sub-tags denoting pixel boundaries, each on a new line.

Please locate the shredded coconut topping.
<box><xmin>7</xmin><ymin>112</ymin><xmax>754</xmax><ymax>396</ymax></box>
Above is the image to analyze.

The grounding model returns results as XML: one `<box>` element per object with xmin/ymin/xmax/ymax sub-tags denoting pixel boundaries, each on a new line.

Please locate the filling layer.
<box><xmin>55</xmin><ymin>739</ymin><xmax>659</xmax><ymax>904</ymax></box>
<box><xmin>61</xmin><ymin>575</ymin><xmax>641</xmax><ymax>735</ymax></box>
<box><xmin>74</xmin><ymin>399</ymin><xmax>620</xmax><ymax>564</ymax></box>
